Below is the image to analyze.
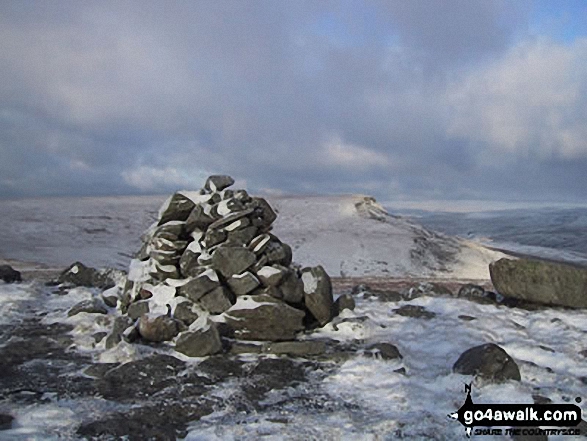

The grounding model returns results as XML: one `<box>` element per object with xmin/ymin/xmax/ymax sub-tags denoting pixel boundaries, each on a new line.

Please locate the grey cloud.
<box><xmin>0</xmin><ymin>1</ymin><xmax>584</xmax><ymax>204</ymax></box>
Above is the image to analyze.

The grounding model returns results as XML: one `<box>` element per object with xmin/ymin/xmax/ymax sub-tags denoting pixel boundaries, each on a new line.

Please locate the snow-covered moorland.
<box><xmin>0</xmin><ymin>194</ymin><xmax>584</xmax><ymax>439</ymax></box>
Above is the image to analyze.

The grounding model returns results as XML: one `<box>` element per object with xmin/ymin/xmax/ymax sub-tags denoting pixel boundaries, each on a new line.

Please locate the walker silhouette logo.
<box><xmin>448</xmin><ymin>383</ymin><xmax>583</xmax><ymax>438</ymax></box>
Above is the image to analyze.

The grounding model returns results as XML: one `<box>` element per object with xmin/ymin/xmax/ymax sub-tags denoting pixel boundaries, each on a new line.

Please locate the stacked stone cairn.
<box><xmin>111</xmin><ymin>175</ymin><xmax>335</xmax><ymax>357</ymax></box>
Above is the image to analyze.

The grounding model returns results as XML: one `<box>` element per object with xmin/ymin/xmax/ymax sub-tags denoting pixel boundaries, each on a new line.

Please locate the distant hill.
<box><xmin>269</xmin><ymin>195</ymin><xmax>505</xmax><ymax>279</ymax></box>
<box><xmin>0</xmin><ymin>194</ymin><xmax>505</xmax><ymax>279</ymax></box>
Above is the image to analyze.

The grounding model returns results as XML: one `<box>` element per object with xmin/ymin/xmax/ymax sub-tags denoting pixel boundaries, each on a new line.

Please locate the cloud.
<box><xmin>322</xmin><ymin>136</ymin><xmax>391</xmax><ymax>169</ymax></box>
<box><xmin>0</xmin><ymin>1</ymin><xmax>585</xmax><ymax>203</ymax></box>
<box><xmin>121</xmin><ymin>166</ymin><xmax>210</xmax><ymax>192</ymax></box>
<box><xmin>447</xmin><ymin>38</ymin><xmax>587</xmax><ymax>160</ymax></box>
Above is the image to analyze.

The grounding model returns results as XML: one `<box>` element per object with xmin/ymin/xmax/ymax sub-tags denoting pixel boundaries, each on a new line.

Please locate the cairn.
<box><xmin>108</xmin><ymin>175</ymin><xmax>335</xmax><ymax>356</ymax></box>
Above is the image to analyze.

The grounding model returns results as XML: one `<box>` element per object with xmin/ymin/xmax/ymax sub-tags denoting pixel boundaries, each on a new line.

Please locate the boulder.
<box><xmin>174</xmin><ymin>320</ymin><xmax>222</xmax><ymax>357</ymax></box>
<box><xmin>179</xmin><ymin>244</ymin><xmax>201</xmax><ymax>278</ymax></box>
<box><xmin>58</xmin><ymin>262</ymin><xmax>115</xmax><ymax>289</ymax></box>
<box><xmin>0</xmin><ymin>414</ymin><xmax>14</xmax><ymax>431</ymax></box>
<box><xmin>263</xmin><ymin>241</ymin><xmax>292</xmax><ymax>266</ymax></box>
<box><xmin>227</xmin><ymin>226</ymin><xmax>258</xmax><ymax>246</ymax></box>
<box><xmin>204</xmin><ymin>175</ymin><xmax>235</xmax><ymax>192</ymax></box>
<box><xmin>256</xmin><ymin>265</ymin><xmax>286</xmax><ymax>287</ymax></box>
<box><xmin>158</xmin><ymin>193</ymin><xmax>196</xmax><ymax>225</ymax></box>
<box><xmin>490</xmin><ymin>258</ymin><xmax>587</xmax><ymax>308</ymax></box>
<box><xmin>223</xmin><ymin>294</ymin><xmax>305</xmax><ymax>341</ymax></box>
<box><xmin>207</xmin><ymin>208</ymin><xmax>254</xmax><ymax>231</ymax></box>
<box><xmin>198</xmin><ymin>286</ymin><xmax>234</xmax><ymax>314</ymax></box>
<box><xmin>127</xmin><ymin>299</ymin><xmax>150</xmax><ymax>320</ymax></box>
<box><xmin>334</xmin><ymin>293</ymin><xmax>355</xmax><ymax>314</ymax></box>
<box><xmin>393</xmin><ymin>304</ymin><xmax>436</xmax><ymax>319</ymax></box>
<box><xmin>105</xmin><ymin>316</ymin><xmax>134</xmax><ymax>349</ymax></box>
<box><xmin>0</xmin><ymin>265</ymin><xmax>21</xmax><ymax>283</ymax></box>
<box><xmin>68</xmin><ymin>298</ymin><xmax>108</xmax><ymax>317</ymax></box>
<box><xmin>250</xmin><ymin>197</ymin><xmax>277</xmax><ymax>228</ymax></box>
<box><xmin>177</xmin><ymin>269</ymin><xmax>220</xmax><ymax>302</ymax></box>
<box><xmin>172</xmin><ymin>298</ymin><xmax>200</xmax><ymax>326</ymax></box>
<box><xmin>301</xmin><ymin>266</ymin><xmax>334</xmax><ymax>325</ymax></box>
<box><xmin>211</xmin><ymin>247</ymin><xmax>256</xmax><ymax>278</ymax></box>
<box><xmin>279</xmin><ymin>270</ymin><xmax>305</xmax><ymax>304</ymax></box>
<box><xmin>185</xmin><ymin>205</ymin><xmax>214</xmax><ymax>232</ymax></box>
<box><xmin>365</xmin><ymin>343</ymin><xmax>402</xmax><ymax>360</ymax></box>
<box><xmin>453</xmin><ymin>343</ymin><xmax>521</xmax><ymax>382</ymax></box>
<box><xmin>226</xmin><ymin>271</ymin><xmax>260</xmax><ymax>296</ymax></box>
<box><xmin>138</xmin><ymin>314</ymin><xmax>180</xmax><ymax>342</ymax></box>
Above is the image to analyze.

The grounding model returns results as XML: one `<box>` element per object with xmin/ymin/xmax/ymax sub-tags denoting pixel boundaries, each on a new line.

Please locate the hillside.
<box><xmin>269</xmin><ymin>195</ymin><xmax>505</xmax><ymax>279</ymax></box>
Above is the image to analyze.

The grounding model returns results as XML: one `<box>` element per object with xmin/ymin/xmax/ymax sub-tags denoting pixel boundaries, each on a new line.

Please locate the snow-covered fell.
<box><xmin>269</xmin><ymin>195</ymin><xmax>505</xmax><ymax>279</ymax></box>
<box><xmin>0</xmin><ymin>194</ymin><xmax>504</xmax><ymax>279</ymax></box>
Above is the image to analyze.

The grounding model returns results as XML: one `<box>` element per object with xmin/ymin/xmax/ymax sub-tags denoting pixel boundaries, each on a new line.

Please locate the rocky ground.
<box><xmin>1</xmin><ymin>272</ymin><xmax>586</xmax><ymax>440</ymax></box>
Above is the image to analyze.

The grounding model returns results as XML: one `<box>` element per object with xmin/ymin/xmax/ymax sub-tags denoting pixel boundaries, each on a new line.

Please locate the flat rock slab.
<box><xmin>490</xmin><ymin>258</ymin><xmax>587</xmax><ymax>308</ymax></box>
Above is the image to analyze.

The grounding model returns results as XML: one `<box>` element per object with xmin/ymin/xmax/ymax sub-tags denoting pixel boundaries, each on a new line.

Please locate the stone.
<box><xmin>202</xmin><ymin>229</ymin><xmax>227</xmax><ymax>248</ymax></box>
<box><xmin>250</xmin><ymin>197</ymin><xmax>277</xmax><ymax>229</ymax></box>
<box><xmin>172</xmin><ymin>298</ymin><xmax>200</xmax><ymax>326</ymax></box>
<box><xmin>138</xmin><ymin>314</ymin><xmax>180</xmax><ymax>342</ymax></box>
<box><xmin>122</xmin><ymin>323</ymin><xmax>140</xmax><ymax>343</ymax></box>
<box><xmin>127</xmin><ymin>299</ymin><xmax>150</xmax><ymax>320</ymax></box>
<box><xmin>149</xmin><ymin>249</ymin><xmax>179</xmax><ymax>265</ymax></box>
<box><xmin>263</xmin><ymin>241</ymin><xmax>292</xmax><ymax>266</ymax></box>
<box><xmin>198</xmin><ymin>286</ymin><xmax>234</xmax><ymax>314</ymax></box>
<box><xmin>158</xmin><ymin>193</ymin><xmax>196</xmax><ymax>225</ymax></box>
<box><xmin>58</xmin><ymin>262</ymin><xmax>115</xmax><ymax>289</ymax></box>
<box><xmin>0</xmin><ymin>265</ymin><xmax>21</xmax><ymax>283</ymax></box>
<box><xmin>149</xmin><ymin>261</ymin><xmax>180</xmax><ymax>280</ymax></box>
<box><xmin>211</xmin><ymin>247</ymin><xmax>257</xmax><ymax>278</ymax></box>
<box><xmin>174</xmin><ymin>320</ymin><xmax>222</xmax><ymax>357</ymax></box>
<box><xmin>177</xmin><ymin>269</ymin><xmax>220</xmax><ymax>302</ymax></box>
<box><xmin>227</xmin><ymin>226</ymin><xmax>258</xmax><ymax>246</ymax></box>
<box><xmin>179</xmin><ymin>245</ymin><xmax>201</xmax><ymax>278</ymax></box>
<box><xmin>351</xmin><ymin>284</ymin><xmax>372</xmax><ymax>294</ymax></box>
<box><xmin>153</xmin><ymin>221</ymin><xmax>185</xmax><ymax>240</ymax></box>
<box><xmin>185</xmin><ymin>205</ymin><xmax>214</xmax><ymax>232</ymax></box>
<box><xmin>393</xmin><ymin>304</ymin><xmax>436</xmax><ymax>319</ymax></box>
<box><xmin>152</xmin><ymin>237</ymin><xmax>187</xmax><ymax>253</ymax></box>
<box><xmin>226</xmin><ymin>271</ymin><xmax>260</xmax><ymax>296</ymax></box>
<box><xmin>105</xmin><ymin>316</ymin><xmax>134</xmax><ymax>349</ymax></box>
<box><xmin>457</xmin><ymin>283</ymin><xmax>496</xmax><ymax>304</ymax></box>
<box><xmin>262</xmin><ymin>341</ymin><xmax>327</xmax><ymax>356</ymax></box>
<box><xmin>365</xmin><ymin>343</ymin><xmax>402</xmax><ymax>360</ymax></box>
<box><xmin>249</xmin><ymin>234</ymin><xmax>272</xmax><ymax>254</ymax></box>
<box><xmin>207</xmin><ymin>208</ymin><xmax>254</xmax><ymax>231</ymax></box>
<box><xmin>0</xmin><ymin>414</ymin><xmax>14</xmax><ymax>431</ymax></box>
<box><xmin>102</xmin><ymin>294</ymin><xmax>119</xmax><ymax>308</ymax></box>
<box><xmin>68</xmin><ymin>298</ymin><xmax>108</xmax><ymax>317</ymax></box>
<box><xmin>333</xmin><ymin>293</ymin><xmax>355</xmax><ymax>314</ymax></box>
<box><xmin>204</xmin><ymin>175</ymin><xmax>235</xmax><ymax>192</ymax></box>
<box><xmin>490</xmin><ymin>258</ymin><xmax>587</xmax><ymax>308</ymax></box>
<box><xmin>453</xmin><ymin>343</ymin><xmax>521</xmax><ymax>382</ymax></box>
<box><xmin>301</xmin><ymin>266</ymin><xmax>334</xmax><ymax>326</ymax></box>
<box><xmin>256</xmin><ymin>265</ymin><xmax>286</xmax><ymax>287</ymax></box>
<box><xmin>212</xmin><ymin>197</ymin><xmax>245</xmax><ymax>218</ymax></box>
<box><xmin>279</xmin><ymin>270</ymin><xmax>304</xmax><ymax>304</ymax></box>
<box><xmin>224</xmin><ymin>294</ymin><xmax>306</xmax><ymax>341</ymax></box>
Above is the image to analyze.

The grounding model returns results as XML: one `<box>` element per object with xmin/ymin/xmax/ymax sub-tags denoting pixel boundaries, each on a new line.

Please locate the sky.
<box><xmin>1</xmin><ymin>0</ymin><xmax>586</xmax><ymax>202</ymax></box>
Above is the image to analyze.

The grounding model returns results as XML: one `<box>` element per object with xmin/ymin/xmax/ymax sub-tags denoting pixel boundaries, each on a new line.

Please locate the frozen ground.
<box><xmin>0</xmin><ymin>279</ymin><xmax>585</xmax><ymax>440</ymax></box>
<box><xmin>0</xmin><ymin>194</ymin><xmax>504</xmax><ymax>279</ymax></box>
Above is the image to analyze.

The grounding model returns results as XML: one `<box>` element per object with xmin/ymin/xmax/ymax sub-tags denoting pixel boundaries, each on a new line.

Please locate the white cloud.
<box><xmin>446</xmin><ymin>38</ymin><xmax>587</xmax><ymax>160</ymax></box>
<box><xmin>121</xmin><ymin>166</ymin><xmax>209</xmax><ymax>192</ymax></box>
<box><xmin>322</xmin><ymin>136</ymin><xmax>391</xmax><ymax>170</ymax></box>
